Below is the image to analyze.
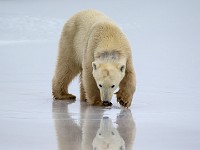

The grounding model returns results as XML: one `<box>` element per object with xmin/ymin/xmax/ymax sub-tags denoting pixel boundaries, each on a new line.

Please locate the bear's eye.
<box><xmin>99</xmin><ymin>84</ymin><xmax>102</xmax><ymax>88</ymax></box>
<box><xmin>111</xmin><ymin>85</ymin><xmax>115</xmax><ymax>88</ymax></box>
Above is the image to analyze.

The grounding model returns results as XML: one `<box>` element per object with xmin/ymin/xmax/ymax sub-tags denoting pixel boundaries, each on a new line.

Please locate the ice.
<box><xmin>0</xmin><ymin>0</ymin><xmax>200</xmax><ymax>150</ymax></box>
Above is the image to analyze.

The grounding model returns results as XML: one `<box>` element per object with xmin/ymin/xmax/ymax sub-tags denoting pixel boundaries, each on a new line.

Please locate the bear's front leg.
<box><xmin>82</xmin><ymin>68</ymin><xmax>102</xmax><ymax>106</ymax></box>
<box><xmin>85</xmin><ymin>84</ymin><xmax>102</xmax><ymax>106</ymax></box>
<box><xmin>116</xmin><ymin>66</ymin><xmax>136</xmax><ymax>107</ymax></box>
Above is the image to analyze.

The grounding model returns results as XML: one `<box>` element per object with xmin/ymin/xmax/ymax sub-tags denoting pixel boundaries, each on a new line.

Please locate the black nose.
<box><xmin>102</xmin><ymin>101</ymin><xmax>112</xmax><ymax>106</ymax></box>
<box><xmin>103</xmin><ymin>116</ymin><xmax>109</xmax><ymax>119</ymax></box>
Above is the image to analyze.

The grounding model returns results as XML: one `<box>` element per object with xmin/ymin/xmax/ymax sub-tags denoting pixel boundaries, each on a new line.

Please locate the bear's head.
<box><xmin>92</xmin><ymin>61</ymin><xmax>126</xmax><ymax>105</ymax></box>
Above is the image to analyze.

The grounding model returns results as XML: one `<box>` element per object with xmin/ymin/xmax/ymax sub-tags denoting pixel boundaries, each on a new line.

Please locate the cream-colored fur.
<box><xmin>52</xmin><ymin>10</ymin><xmax>136</xmax><ymax>107</ymax></box>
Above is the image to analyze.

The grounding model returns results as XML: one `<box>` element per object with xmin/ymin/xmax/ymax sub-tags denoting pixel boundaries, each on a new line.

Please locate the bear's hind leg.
<box><xmin>52</xmin><ymin>62</ymin><xmax>80</xmax><ymax>100</ymax></box>
<box><xmin>52</xmin><ymin>19</ymin><xmax>80</xmax><ymax>100</ymax></box>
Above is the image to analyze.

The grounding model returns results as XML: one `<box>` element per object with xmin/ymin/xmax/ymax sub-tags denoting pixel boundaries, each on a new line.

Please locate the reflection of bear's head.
<box><xmin>92</xmin><ymin>61</ymin><xmax>125</xmax><ymax>104</ymax></box>
<box><xmin>92</xmin><ymin>116</ymin><xmax>125</xmax><ymax>150</ymax></box>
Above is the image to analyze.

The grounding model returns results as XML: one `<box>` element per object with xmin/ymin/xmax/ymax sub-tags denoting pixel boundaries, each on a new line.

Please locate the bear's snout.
<box><xmin>102</xmin><ymin>101</ymin><xmax>112</xmax><ymax>106</ymax></box>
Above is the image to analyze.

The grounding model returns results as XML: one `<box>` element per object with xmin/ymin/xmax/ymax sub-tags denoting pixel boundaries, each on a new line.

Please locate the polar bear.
<box><xmin>52</xmin><ymin>10</ymin><xmax>136</xmax><ymax>107</ymax></box>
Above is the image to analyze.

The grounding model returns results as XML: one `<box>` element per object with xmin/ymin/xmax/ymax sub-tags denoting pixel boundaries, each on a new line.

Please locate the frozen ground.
<box><xmin>0</xmin><ymin>0</ymin><xmax>200</xmax><ymax>150</ymax></box>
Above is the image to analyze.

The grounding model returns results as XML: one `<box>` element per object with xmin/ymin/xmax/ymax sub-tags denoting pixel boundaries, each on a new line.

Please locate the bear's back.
<box><xmin>72</xmin><ymin>10</ymin><xmax>111</xmax><ymax>63</ymax></box>
<box><xmin>74</xmin><ymin>10</ymin><xmax>109</xmax><ymax>28</ymax></box>
<box><xmin>65</xmin><ymin>10</ymin><xmax>128</xmax><ymax>66</ymax></box>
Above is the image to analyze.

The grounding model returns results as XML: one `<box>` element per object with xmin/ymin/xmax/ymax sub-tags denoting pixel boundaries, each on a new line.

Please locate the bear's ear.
<box><xmin>118</xmin><ymin>64</ymin><xmax>125</xmax><ymax>72</ymax></box>
<box><xmin>92</xmin><ymin>62</ymin><xmax>99</xmax><ymax>70</ymax></box>
<box><xmin>120</xmin><ymin>65</ymin><xmax>125</xmax><ymax>72</ymax></box>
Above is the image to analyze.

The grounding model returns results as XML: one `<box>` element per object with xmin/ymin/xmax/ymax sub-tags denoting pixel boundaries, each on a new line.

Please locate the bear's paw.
<box><xmin>115</xmin><ymin>90</ymin><xmax>132</xmax><ymax>107</ymax></box>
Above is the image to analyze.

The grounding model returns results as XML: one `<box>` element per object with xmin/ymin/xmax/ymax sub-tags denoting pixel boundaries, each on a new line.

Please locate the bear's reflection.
<box><xmin>52</xmin><ymin>101</ymin><xmax>136</xmax><ymax>150</ymax></box>
<box><xmin>52</xmin><ymin>101</ymin><xmax>82</xmax><ymax>150</ymax></box>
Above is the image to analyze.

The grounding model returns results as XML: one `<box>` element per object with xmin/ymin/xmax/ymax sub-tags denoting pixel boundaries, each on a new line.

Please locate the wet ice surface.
<box><xmin>0</xmin><ymin>0</ymin><xmax>200</xmax><ymax>150</ymax></box>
